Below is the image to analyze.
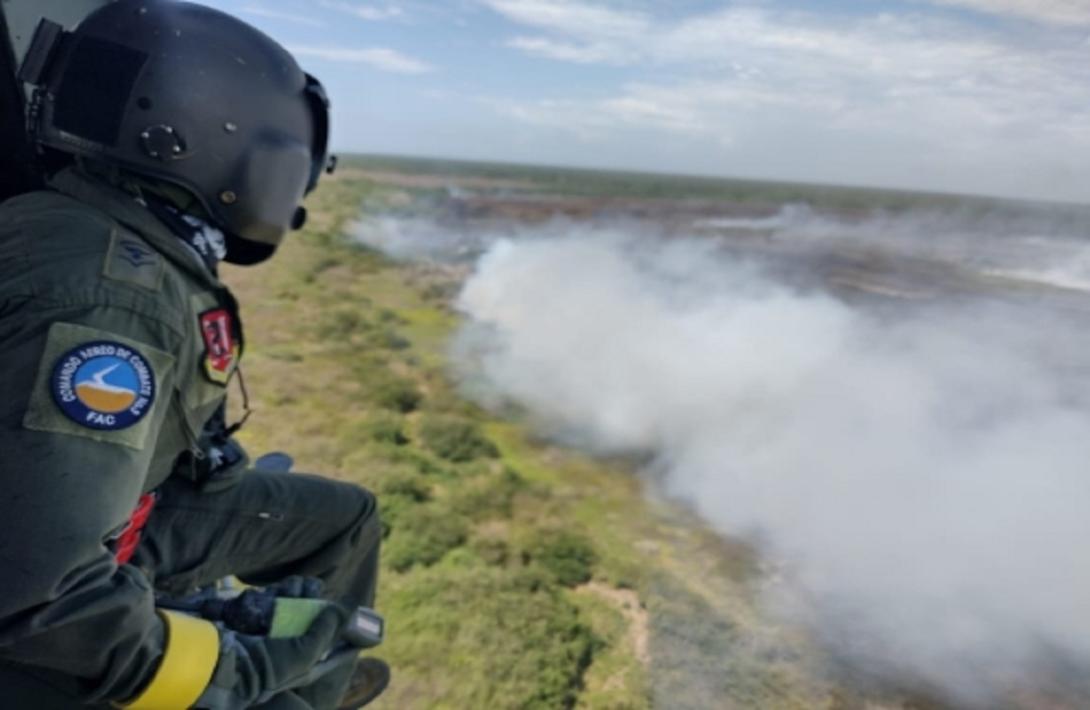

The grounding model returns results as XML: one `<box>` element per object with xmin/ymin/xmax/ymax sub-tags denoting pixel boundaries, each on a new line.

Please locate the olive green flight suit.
<box><xmin>0</xmin><ymin>169</ymin><xmax>380</xmax><ymax>708</ymax></box>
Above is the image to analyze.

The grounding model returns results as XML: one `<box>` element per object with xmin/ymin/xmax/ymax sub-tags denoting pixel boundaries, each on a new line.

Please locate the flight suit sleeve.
<box><xmin>0</xmin><ymin>300</ymin><xmax>205</xmax><ymax>703</ymax></box>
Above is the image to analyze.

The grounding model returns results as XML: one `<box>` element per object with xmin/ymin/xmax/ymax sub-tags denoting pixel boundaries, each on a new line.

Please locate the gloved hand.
<box><xmin>266</xmin><ymin>575</ymin><xmax>325</xmax><ymax>600</ymax></box>
<box><xmin>202</xmin><ymin>576</ymin><xmax>328</xmax><ymax>637</ymax></box>
<box><xmin>195</xmin><ymin>604</ymin><xmax>348</xmax><ymax>710</ymax></box>
<box><xmin>123</xmin><ymin>579</ymin><xmax>349</xmax><ymax>710</ymax></box>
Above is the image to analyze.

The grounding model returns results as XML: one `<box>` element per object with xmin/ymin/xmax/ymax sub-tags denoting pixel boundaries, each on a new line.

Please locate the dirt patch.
<box><xmin>576</xmin><ymin>581</ymin><xmax>650</xmax><ymax>668</ymax></box>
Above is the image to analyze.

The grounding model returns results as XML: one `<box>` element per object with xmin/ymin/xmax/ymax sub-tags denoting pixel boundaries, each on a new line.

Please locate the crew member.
<box><xmin>0</xmin><ymin>1</ymin><xmax>383</xmax><ymax>707</ymax></box>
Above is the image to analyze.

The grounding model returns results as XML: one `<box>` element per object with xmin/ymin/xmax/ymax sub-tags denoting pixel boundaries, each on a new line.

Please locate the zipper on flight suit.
<box><xmin>173</xmin><ymin>387</ymin><xmax>207</xmax><ymax>464</ymax></box>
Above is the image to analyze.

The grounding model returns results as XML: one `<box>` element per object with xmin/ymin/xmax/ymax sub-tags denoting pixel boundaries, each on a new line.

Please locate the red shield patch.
<box><xmin>200</xmin><ymin>309</ymin><xmax>239</xmax><ymax>384</ymax></box>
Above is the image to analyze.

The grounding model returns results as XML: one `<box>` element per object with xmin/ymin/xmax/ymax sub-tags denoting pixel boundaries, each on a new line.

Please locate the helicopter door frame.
<box><xmin>0</xmin><ymin>3</ymin><xmax>39</xmax><ymax>202</ymax></box>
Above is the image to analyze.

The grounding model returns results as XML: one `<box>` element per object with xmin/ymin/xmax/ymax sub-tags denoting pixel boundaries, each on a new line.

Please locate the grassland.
<box><xmin>223</xmin><ymin>172</ymin><xmax>649</xmax><ymax>709</ymax></box>
<box><xmin>221</xmin><ymin>164</ymin><xmax>935</xmax><ymax>709</ymax></box>
<box><xmin>343</xmin><ymin>154</ymin><xmax>1089</xmax><ymax>216</ymax></box>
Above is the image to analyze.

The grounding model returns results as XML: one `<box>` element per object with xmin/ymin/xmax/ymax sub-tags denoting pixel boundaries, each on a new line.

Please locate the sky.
<box><xmin>203</xmin><ymin>0</ymin><xmax>1090</xmax><ymax>203</ymax></box>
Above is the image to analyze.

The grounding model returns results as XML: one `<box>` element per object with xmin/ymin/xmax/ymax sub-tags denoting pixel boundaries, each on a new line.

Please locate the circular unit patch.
<box><xmin>51</xmin><ymin>341</ymin><xmax>156</xmax><ymax>431</ymax></box>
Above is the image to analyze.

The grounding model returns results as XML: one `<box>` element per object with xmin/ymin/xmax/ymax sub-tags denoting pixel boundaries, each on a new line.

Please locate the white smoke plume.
<box><xmin>359</xmin><ymin>213</ymin><xmax>1090</xmax><ymax>702</ymax></box>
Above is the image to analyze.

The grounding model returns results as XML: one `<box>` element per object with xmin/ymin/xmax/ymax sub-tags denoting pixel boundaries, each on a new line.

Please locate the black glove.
<box><xmin>194</xmin><ymin>604</ymin><xmax>347</xmax><ymax>710</ymax></box>
<box><xmin>202</xmin><ymin>577</ymin><xmax>327</xmax><ymax>637</ymax></box>
<box><xmin>266</xmin><ymin>575</ymin><xmax>325</xmax><ymax>600</ymax></box>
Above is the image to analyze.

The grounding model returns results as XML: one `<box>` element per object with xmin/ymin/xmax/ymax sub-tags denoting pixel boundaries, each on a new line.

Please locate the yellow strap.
<box><xmin>121</xmin><ymin>610</ymin><xmax>220</xmax><ymax>710</ymax></box>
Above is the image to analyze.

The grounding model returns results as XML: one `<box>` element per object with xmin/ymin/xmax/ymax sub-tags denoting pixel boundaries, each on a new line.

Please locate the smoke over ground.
<box><xmin>358</xmin><ymin>208</ymin><xmax>1090</xmax><ymax>703</ymax></box>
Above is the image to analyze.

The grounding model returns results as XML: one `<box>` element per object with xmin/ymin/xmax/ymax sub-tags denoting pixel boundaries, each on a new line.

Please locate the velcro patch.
<box><xmin>199</xmin><ymin>308</ymin><xmax>239</xmax><ymax>385</ymax></box>
<box><xmin>24</xmin><ymin>323</ymin><xmax>174</xmax><ymax>450</ymax></box>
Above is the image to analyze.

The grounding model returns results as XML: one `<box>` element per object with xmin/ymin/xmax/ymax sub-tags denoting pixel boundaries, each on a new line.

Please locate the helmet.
<box><xmin>20</xmin><ymin>0</ymin><xmax>333</xmax><ymax>264</ymax></box>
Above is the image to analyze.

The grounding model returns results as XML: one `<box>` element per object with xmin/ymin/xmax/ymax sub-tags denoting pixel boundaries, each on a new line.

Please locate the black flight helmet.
<box><xmin>21</xmin><ymin>0</ymin><xmax>334</xmax><ymax>264</ymax></box>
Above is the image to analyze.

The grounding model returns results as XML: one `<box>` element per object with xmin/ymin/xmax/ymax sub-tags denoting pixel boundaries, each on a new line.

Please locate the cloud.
<box><xmin>289</xmin><ymin>46</ymin><xmax>434</xmax><ymax>74</ymax></box>
<box><xmin>481</xmin><ymin>0</ymin><xmax>648</xmax><ymax>39</ymax></box>
<box><xmin>319</xmin><ymin>1</ymin><xmax>405</xmax><ymax>21</ymax></box>
<box><xmin>240</xmin><ymin>4</ymin><xmax>328</xmax><ymax>27</ymax></box>
<box><xmin>479</xmin><ymin>3</ymin><xmax>1090</xmax><ymax>201</ymax></box>
<box><xmin>925</xmin><ymin>0</ymin><xmax>1090</xmax><ymax>26</ymax></box>
<box><xmin>491</xmin><ymin>83</ymin><xmax>737</xmax><ymax>138</ymax></box>
<box><xmin>486</xmin><ymin>4</ymin><xmax>1022</xmax><ymax>70</ymax></box>
<box><xmin>505</xmin><ymin>35</ymin><xmax>633</xmax><ymax>64</ymax></box>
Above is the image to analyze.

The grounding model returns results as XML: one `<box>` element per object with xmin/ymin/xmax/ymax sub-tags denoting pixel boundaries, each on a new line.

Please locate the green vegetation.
<box><xmin>418</xmin><ymin>414</ymin><xmax>500</xmax><ymax>462</ymax></box>
<box><xmin>224</xmin><ymin>164</ymin><xmax>936</xmax><ymax>709</ymax></box>
<box><xmin>342</xmin><ymin>153</ymin><xmax>1082</xmax><ymax>214</ymax></box>
<box><xmin>383</xmin><ymin>565</ymin><xmax>598</xmax><ymax>709</ymax></box>
<box><xmin>385</xmin><ymin>506</ymin><xmax>469</xmax><ymax>572</ymax></box>
<box><xmin>524</xmin><ymin>529</ymin><xmax>597</xmax><ymax>588</ymax></box>
<box><xmin>362</xmin><ymin>413</ymin><xmax>410</xmax><ymax>446</ymax></box>
<box><xmin>225</xmin><ymin>172</ymin><xmax>621</xmax><ymax>708</ymax></box>
<box><xmin>369</xmin><ymin>374</ymin><xmax>422</xmax><ymax>413</ymax></box>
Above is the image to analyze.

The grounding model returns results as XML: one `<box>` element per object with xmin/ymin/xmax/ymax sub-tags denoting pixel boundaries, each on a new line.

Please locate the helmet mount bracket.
<box><xmin>141</xmin><ymin>124</ymin><xmax>186</xmax><ymax>162</ymax></box>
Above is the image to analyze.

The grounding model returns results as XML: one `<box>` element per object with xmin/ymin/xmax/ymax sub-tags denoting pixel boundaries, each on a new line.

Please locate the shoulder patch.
<box><xmin>24</xmin><ymin>323</ymin><xmax>175</xmax><ymax>450</ymax></box>
<box><xmin>103</xmin><ymin>229</ymin><xmax>164</xmax><ymax>291</ymax></box>
<box><xmin>199</xmin><ymin>308</ymin><xmax>240</xmax><ymax>385</ymax></box>
<box><xmin>51</xmin><ymin>341</ymin><xmax>156</xmax><ymax>430</ymax></box>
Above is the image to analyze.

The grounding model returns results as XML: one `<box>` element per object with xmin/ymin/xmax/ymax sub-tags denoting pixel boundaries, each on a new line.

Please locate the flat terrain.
<box><xmin>223</xmin><ymin>156</ymin><xmax>1090</xmax><ymax>709</ymax></box>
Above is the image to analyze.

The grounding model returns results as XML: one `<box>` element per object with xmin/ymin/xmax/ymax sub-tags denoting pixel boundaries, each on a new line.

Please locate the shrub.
<box><xmin>449</xmin><ymin>467</ymin><xmax>527</xmax><ymax>520</ymax></box>
<box><xmin>421</xmin><ymin>282</ymin><xmax>459</xmax><ymax>302</ymax></box>
<box><xmin>378</xmin><ymin>308</ymin><xmax>407</xmax><ymax>325</ymax></box>
<box><xmin>376</xmin><ymin>471</ymin><xmax>430</xmax><ymax>502</ymax></box>
<box><xmin>382</xmin><ymin>447</ymin><xmax>454</xmax><ymax>478</ymax></box>
<box><xmin>308</xmin><ymin>255</ymin><xmax>344</xmax><ymax>279</ymax></box>
<box><xmin>384</xmin><ymin>507</ymin><xmax>468</xmax><ymax>572</ymax></box>
<box><xmin>470</xmin><ymin>534</ymin><xmax>509</xmax><ymax>566</ymax></box>
<box><xmin>317</xmin><ymin>308</ymin><xmax>370</xmax><ymax>339</ymax></box>
<box><xmin>377</xmin><ymin>492</ymin><xmax>415</xmax><ymax>539</ymax></box>
<box><xmin>418</xmin><ymin>415</ymin><xmax>499</xmax><ymax>463</ymax></box>
<box><xmin>382</xmin><ymin>566</ymin><xmax>598</xmax><ymax>709</ymax></box>
<box><xmin>524</xmin><ymin>529</ymin><xmax>597</xmax><ymax>588</ymax></box>
<box><xmin>370</xmin><ymin>328</ymin><xmax>411</xmax><ymax>351</ymax></box>
<box><xmin>370</xmin><ymin>375</ymin><xmax>422</xmax><ymax>413</ymax></box>
<box><xmin>365</xmin><ymin>414</ymin><xmax>409</xmax><ymax>446</ymax></box>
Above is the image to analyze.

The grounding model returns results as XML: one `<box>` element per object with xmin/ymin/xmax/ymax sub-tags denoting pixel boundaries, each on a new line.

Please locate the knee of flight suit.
<box><xmin>289</xmin><ymin>476</ymin><xmax>380</xmax><ymax>575</ymax></box>
<box><xmin>342</xmin><ymin>482</ymin><xmax>381</xmax><ymax>545</ymax></box>
<box><xmin>333</xmin><ymin>481</ymin><xmax>381</xmax><ymax>609</ymax></box>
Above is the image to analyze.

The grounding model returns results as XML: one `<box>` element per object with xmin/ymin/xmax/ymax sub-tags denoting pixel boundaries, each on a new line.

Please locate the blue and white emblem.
<box><xmin>51</xmin><ymin>341</ymin><xmax>156</xmax><ymax>430</ymax></box>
